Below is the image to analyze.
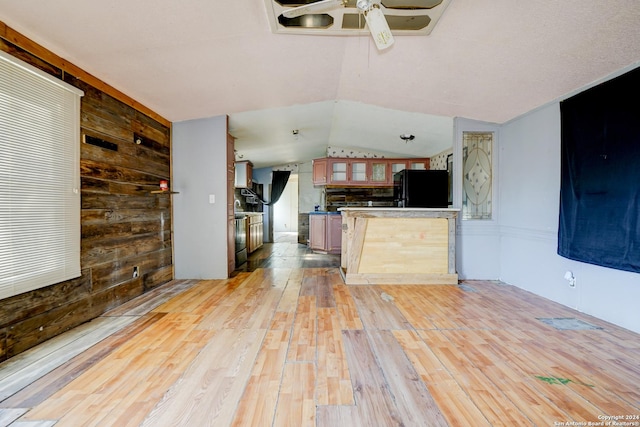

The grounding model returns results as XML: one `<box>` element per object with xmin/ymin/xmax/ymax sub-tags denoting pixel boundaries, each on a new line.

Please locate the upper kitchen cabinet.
<box><xmin>369</xmin><ymin>159</ymin><xmax>390</xmax><ymax>185</ymax></box>
<box><xmin>235</xmin><ymin>160</ymin><xmax>253</xmax><ymax>188</ymax></box>
<box><xmin>408</xmin><ymin>159</ymin><xmax>429</xmax><ymax>170</ymax></box>
<box><xmin>328</xmin><ymin>158</ymin><xmax>349</xmax><ymax>185</ymax></box>
<box><xmin>312</xmin><ymin>157</ymin><xmax>430</xmax><ymax>186</ymax></box>
<box><xmin>312</xmin><ymin>158</ymin><xmax>328</xmax><ymax>185</ymax></box>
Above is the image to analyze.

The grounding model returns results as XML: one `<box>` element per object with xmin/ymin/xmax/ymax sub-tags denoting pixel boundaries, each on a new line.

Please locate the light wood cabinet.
<box><xmin>309</xmin><ymin>212</ymin><xmax>341</xmax><ymax>254</ymax></box>
<box><xmin>340</xmin><ymin>207</ymin><xmax>458</xmax><ymax>285</ymax></box>
<box><xmin>312</xmin><ymin>157</ymin><xmax>430</xmax><ymax>186</ymax></box>
<box><xmin>246</xmin><ymin>213</ymin><xmax>263</xmax><ymax>253</ymax></box>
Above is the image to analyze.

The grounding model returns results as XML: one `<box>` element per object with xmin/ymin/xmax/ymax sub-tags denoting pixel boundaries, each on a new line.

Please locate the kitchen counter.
<box><xmin>309</xmin><ymin>211</ymin><xmax>340</xmax><ymax>214</ymax></box>
<box><xmin>339</xmin><ymin>207</ymin><xmax>459</xmax><ymax>285</ymax></box>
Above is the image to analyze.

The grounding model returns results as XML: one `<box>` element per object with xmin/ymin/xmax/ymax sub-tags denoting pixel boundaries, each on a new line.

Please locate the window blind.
<box><xmin>0</xmin><ymin>50</ymin><xmax>83</xmax><ymax>300</ymax></box>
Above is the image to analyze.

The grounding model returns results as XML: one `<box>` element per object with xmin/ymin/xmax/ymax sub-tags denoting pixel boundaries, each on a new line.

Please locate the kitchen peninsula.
<box><xmin>339</xmin><ymin>207</ymin><xmax>459</xmax><ymax>285</ymax></box>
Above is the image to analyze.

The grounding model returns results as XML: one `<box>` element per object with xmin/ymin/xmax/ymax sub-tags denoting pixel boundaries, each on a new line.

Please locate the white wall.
<box><xmin>498</xmin><ymin>103</ymin><xmax>640</xmax><ymax>333</ymax></box>
<box><xmin>172</xmin><ymin>115</ymin><xmax>229</xmax><ymax>279</ymax></box>
<box><xmin>298</xmin><ymin>161</ymin><xmax>323</xmax><ymax>212</ymax></box>
<box><xmin>455</xmin><ymin>118</ymin><xmax>501</xmax><ymax>280</ymax></box>
<box><xmin>273</xmin><ymin>174</ymin><xmax>298</xmax><ymax>232</ymax></box>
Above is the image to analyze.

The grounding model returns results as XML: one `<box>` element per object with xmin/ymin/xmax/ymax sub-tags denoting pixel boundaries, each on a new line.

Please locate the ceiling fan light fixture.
<box><xmin>363</xmin><ymin>5</ymin><xmax>394</xmax><ymax>50</ymax></box>
<box><xmin>400</xmin><ymin>134</ymin><xmax>415</xmax><ymax>143</ymax></box>
<box><xmin>356</xmin><ymin>0</ymin><xmax>374</xmax><ymax>11</ymax></box>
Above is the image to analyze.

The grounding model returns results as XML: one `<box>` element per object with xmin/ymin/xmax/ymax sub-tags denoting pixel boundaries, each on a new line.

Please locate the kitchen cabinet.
<box><xmin>246</xmin><ymin>213</ymin><xmax>263</xmax><ymax>253</ymax></box>
<box><xmin>312</xmin><ymin>157</ymin><xmax>430</xmax><ymax>186</ymax></box>
<box><xmin>326</xmin><ymin>213</ymin><xmax>342</xmax><ymax>253</ymax></box>
<box><xmin>369</xmin><ymin>159</ymin><xmax>390</xmax><ymax>185</ymax></box>
<box><xmin>408</xmin><ymin>159</ymin><xmax>429</xmax><ymax>170</ymax></box>
<box><xmin>312</xmin><ymin>158</ymin><xmax>328</xmax><ymax>184</ymax></box>
<box><xmin>328</xmin><ymin>159</ymin><xmax>349</xmax><ymax>185</ymax></box>
<box><xmin>309</xmin><ymin>212</ymin><xmax>341</xmax><ymax>254</ymax></box>
<box><xmin>235</xmin><ymin>160</ymin><xmax>253</xmax><ymax>188</ymax></box>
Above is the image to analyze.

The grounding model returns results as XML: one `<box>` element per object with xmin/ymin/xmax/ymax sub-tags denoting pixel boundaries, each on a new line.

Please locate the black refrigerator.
<box><xmin>393</xmin><ymin>169</ymin><xmax>449</xmax><ymax>208</ymax></box>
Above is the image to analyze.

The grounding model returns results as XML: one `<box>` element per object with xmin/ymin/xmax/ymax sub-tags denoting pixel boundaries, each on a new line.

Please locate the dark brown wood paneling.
<box><xmin>0</xmin><ymin>24</ymin><xmax>173</xmax><ymax>361</ymax></box>
<box><xmin>298</xmin><ymin>213</ymin><xmax>310</xmax><ymax>244</ymax></box>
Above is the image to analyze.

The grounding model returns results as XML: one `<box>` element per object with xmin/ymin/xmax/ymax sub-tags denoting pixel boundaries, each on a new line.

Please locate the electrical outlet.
<box><xmin>133</xmin><ymin>266</ymin><xmax>139</xmax><ymax>278</ymax></box>
<box><xmin>564</xmin><ymin>270</ymin><xmax>576</xmax><ymax>288</ymax></box>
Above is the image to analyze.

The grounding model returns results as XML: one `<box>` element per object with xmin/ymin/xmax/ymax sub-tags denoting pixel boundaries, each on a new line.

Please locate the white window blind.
<box><xmin>0</xmin><ymin>50</ymin><xmax>83</xmax><ymax>300</ymax></box>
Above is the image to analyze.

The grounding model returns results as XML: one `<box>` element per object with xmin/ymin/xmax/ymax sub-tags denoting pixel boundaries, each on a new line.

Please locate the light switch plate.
<box><xmin>209</xmin><ymin>194</ymin><xmax>215</xmax><ymax>204</ymax></box>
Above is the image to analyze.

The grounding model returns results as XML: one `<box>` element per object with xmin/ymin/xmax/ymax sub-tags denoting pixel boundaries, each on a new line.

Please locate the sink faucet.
<box><xmin>234</xmin><ymin>199</ymin><xmax>242</xmax><ymax>210</ymax></box>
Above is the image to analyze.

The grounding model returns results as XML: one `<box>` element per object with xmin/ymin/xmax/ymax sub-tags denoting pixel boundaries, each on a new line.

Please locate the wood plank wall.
<box><xmin>325</xmin><ymin>187</ymin><xmax>395</xmax><ymax>211</ymax></box>
<box><xmin>0</xmin><ymin>22</ymin><xmax>173</xmax><ymax>361</ymax></box>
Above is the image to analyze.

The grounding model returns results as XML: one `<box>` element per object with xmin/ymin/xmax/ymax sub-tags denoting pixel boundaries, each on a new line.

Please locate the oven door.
<box><xmin>235</xmin><ymin>216</ymin><xmax>247</xmax><ymax>266</ymax></box>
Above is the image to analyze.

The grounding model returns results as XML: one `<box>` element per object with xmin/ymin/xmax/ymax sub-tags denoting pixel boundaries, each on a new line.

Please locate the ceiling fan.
<box><xmin>283</xmin><ymin>0</ymin><xmax>395</xmax><ymax>50</ymax></box>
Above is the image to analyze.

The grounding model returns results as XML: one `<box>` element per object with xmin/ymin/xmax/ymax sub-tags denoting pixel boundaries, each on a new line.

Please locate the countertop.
<box><xmin>234</xmin><ymin>212</ymin><xmax>263</xmax><ymax>218</ymax></box>
<box><xmin>338</xmin><ymin>207</ymin><xmax>460</xmax><ymax>212</ymax></box>
<box><xmin>309</xmin><ymin>211</ymin><xmax>341</xmax><ymax>215</ymax></box>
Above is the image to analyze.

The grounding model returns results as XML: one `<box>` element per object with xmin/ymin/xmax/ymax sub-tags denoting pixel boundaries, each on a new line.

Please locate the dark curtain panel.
<box><xmin>558</xmin><ymin>66</ymin><xmax>640</xmax><ymax>273</ymax></box>
<box><xmin>264</xmin><ymin>170</ymin><xmax>291</xmax><ymax>206</ymax></box>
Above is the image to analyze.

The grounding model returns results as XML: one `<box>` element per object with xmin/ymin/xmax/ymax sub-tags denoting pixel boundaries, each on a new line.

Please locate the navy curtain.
<box><xmin>263</xmin><ymin>170</ymin><xmax>290</xmax><ymax>206</ymax></box>
<box><xmin>558</xmin><ymin>66</ymin><xmax>640</xmax><ymax>273</ymax></box>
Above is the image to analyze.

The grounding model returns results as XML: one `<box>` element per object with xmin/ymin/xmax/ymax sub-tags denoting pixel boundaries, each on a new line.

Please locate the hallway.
<box><xmin>234</xmin><ymin>232</ymin><xmax>340</xmax><ymax>273</ymax></box>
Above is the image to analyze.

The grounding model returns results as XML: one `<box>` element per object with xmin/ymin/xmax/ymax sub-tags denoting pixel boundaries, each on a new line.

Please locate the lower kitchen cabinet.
<box><xmin>246</xmin><ymin>213</ymin><xmax>263</xmax><ymax>254</ymax></box>
<box><xmin>309</xmin><ymin>212</ymin><xmax>341</xmax><ymax>254</ymax></box>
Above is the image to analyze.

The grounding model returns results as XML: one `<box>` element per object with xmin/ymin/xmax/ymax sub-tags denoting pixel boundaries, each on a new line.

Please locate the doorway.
<box><xmin>273</xmin><ymin>173</ymin><xmax>298</xmax><ymax>241</ymax></box>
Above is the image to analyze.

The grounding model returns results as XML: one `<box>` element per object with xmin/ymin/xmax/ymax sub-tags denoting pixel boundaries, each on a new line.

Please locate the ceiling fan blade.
<box><xmin>282</xmin><ymin>0</ymin><xmax>345</xmax><ymax>18</ymax></box>
<box><xmin>364</xmin><ymin>7</ymin><xmax>394</xmax><ymax>50</ymax></box>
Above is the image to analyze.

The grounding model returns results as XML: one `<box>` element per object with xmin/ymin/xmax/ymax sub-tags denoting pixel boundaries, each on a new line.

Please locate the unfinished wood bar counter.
<box><xmin>339</xmin><ymin>208</ymin><xmax>459</xmax><ymax>285</ymax></box>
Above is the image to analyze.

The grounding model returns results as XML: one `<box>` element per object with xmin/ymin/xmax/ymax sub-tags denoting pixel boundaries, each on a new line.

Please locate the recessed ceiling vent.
<box><xmin>264</xmin><ymin>0</ymin><xmax>450</xmax><ymax>37</ymax></box>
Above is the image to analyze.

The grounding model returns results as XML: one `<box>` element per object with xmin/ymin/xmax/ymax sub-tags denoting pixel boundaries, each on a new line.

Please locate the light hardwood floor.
<box><xmin>0</xmin><ymin>238</ymin><xmax>638</xmax><ymax>426</ymax></box>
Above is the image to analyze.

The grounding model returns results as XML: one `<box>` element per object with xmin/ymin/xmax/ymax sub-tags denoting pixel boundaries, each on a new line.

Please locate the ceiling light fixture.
<box><xmin>400</xmin><ymin>134</ymin><xmax>415</xmax><ymax>143</ymax></box>
<box><xmin>355</xmin><ymin>0</ymin><xmax>394</xmax><ymax>50</ymax></box>
<box><xmin>282</xmin><ymin>0</ymin><xmax>394</xmax><ymax>50</ymax></box>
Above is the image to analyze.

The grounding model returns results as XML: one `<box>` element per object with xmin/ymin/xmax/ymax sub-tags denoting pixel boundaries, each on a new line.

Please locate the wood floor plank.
<box><xmin>348</xmin><ymin>286</ymin><xmax>411</xmax><ymax>330</ymax></box>
<box><xmin>273</xmin><ymin>362</ymin><xmax>316</xmax><ymax>427</ymax></box>
<box><xmin>274</xmin><ymin>270</ymin><xmax>302</xmax><ymax>315</ymax></box>
<box><xmin>418</xmin><ymin>329</ymin><xmax>534</xmax><ymax>425</ymax></box>
<box><xmin>366</xmin><ymin>330</ymin><xmax>448</xmax><ymax>426</ymax></box>
<box><xmin>230</xmin><ymin>329</ymin><xmax>291</xmax><ymax>427</ymax></box>
<box><xmin>393</xmin><ymin>329</ymin><xmax>491</xmax><ymax>427</ymax></box>
<box><xmin>442</xmin><ymin>329</ymin><xmax>574</xmax><ymax>425</ymax></box>
<box><xmin>340</xmin><ymin>329</ymin><xmax>403</xmax><ymax>426</ymax></box>
<box><xmin>377</xmin><ymin>286</ymin><xmax>438</xmax><ymax>330</ymax></box>
<box><xmin>287</xmin><ymin>296</ymin><xmax>317</xmax><ymax>362</ymax></box>
<box><xmin>2</xmin><ymin>263</ymin><xmax>639</xmax><ymax>427</ymax></box>
<box><xmin>1</xmin><ymin>312</ymin><xmax>165</xmax><ymax>408</ymax></box>
<box><xmin>141</xmin><ymin>328</ymin><xmax>266</xmax><ymax>427</ymax></box>
<box><xmin>316</xmin><ymin>307</ymin><xmax>354</xmax><ymax>406</ymax></box>
<box><xmin>332</xmin><ymin>282</ymin><xmax>363</xmax><ymax>330</ymax></box>
<box><xmin>490</xmin><ymin>327</ymin><xmax>640</xmax><ymax>418</ymax></box>
<box><xmin>0</xmin><ymin>316</ymin><xmax>137</xmax><ymax>402</ymax></box>
<box><xmin>0</xmin><ymin>407</ymin><xmax>27</xmax><ymax>425</ymax></box>
<box><xmin>104</xmin><ymin>279</ymin><xmax>199</xmax><ymax>317</ymax></box>
<box><xmin>23</xmin><ymin>313</ymin><xmax>207</xmax><ymax>423</ymax></box>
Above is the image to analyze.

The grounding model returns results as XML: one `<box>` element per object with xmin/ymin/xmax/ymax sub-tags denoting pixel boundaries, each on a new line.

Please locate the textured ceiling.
<box><xmin>1</xmin><ymin>0</ymin><xmax>639</xmax><ymax>168</ymax></box>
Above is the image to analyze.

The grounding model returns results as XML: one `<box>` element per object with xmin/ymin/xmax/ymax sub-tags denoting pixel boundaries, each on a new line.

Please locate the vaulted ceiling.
<box><xmin>1</xmin><ymin>0</ymin><xmax>639</xmax><ymax>167</ymax></box>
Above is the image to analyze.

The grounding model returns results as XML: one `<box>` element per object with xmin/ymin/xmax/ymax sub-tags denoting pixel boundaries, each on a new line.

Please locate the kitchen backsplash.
<box><xmin>325</xmin><ymin>187</ymin><xmax>395</xmax><ymax>211</ymax></box>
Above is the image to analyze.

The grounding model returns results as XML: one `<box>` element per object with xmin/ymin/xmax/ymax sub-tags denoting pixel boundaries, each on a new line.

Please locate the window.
<box><xmin>462</xmin><ymin>131</ymin><xmax>492</xmax><ymax>220</ymax></box>
<box><xmin>0</xmin><ymin>51</ymin><xmax>83</xmax><ymax>299</ymax></box>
